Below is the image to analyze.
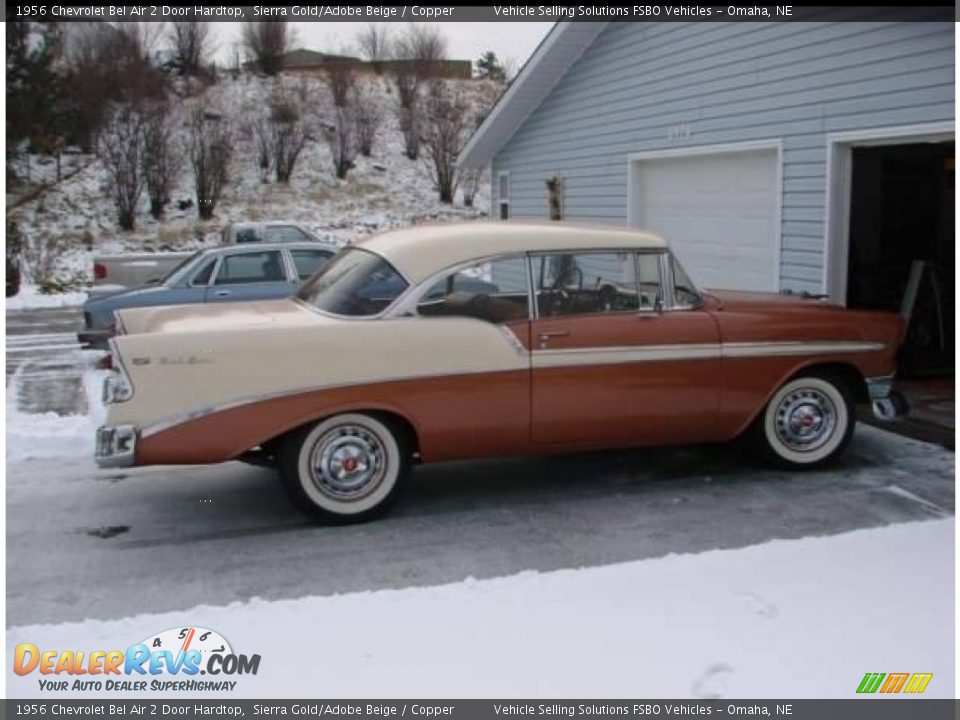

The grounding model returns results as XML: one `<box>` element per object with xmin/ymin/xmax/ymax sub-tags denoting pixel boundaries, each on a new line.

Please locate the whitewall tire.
<box><xmin>280</xmin><ymin>413</ymin><xmax>410</xmax><ymax>522</ymax></box>
<box><xmin>758</xmin><ymin>374</ymin><xmax>854</xmax><ymax>469</ymax></box>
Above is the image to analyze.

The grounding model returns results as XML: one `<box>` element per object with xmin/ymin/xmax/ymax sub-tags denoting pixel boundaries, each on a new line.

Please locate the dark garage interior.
<box><xmin>847</xmin><ymin>140</ymin><xmax>954</xmax><ymax>444</ymax></box>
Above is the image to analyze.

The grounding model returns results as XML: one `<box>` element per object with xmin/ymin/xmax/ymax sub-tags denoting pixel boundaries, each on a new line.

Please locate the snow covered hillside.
<box><xmin>7</xmin><ymin>72</ymin><xmax>500</xmax><ymax>299</ymax></box>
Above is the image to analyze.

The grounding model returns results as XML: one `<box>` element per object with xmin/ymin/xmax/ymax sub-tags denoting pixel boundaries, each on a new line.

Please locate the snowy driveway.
<box><xmin>6</xmin><ymin>423</ymin><xmax>953</xmax><ymax>627</ymax></box>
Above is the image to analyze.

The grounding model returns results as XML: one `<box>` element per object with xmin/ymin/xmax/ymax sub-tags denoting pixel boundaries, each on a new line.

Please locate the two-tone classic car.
<box><xmin>95</xmin><ymin>222</ymin><xmax>907</xmax><ymax>522</ymax></box>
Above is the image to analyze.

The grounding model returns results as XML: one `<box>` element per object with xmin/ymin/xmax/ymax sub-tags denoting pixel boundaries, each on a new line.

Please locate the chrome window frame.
<box><xmin>296</xmin><ymin>247</ymin><xmax>414</xmax><ymax>322</ymax></box>
<box><xmin>529</xmin><ymin>248</ymin><xmax>664</xmax><ymax>320</ymax></box>
<box><xmin>186</xmin><ymin>255</ymin><xmax>219</xmax><ymax>288</ymax></box>
<box><xmin>387</xmin><ymin>252</ymin><xmax>534</xmax><ymax>323</ymax></box>
<box><xmin>210</xmin><ymin>248</ymin><xmax>292</xmax><ymax>287</ymax></box>
<box><xmin>666</xmin><ymin>250</ymin><xmax>705</xmax><ymax>311</ymax></box>
<box><xmin>287</xmin><ymin>247</ymin><xmax>335</xmax><ymax>282</ymax></box>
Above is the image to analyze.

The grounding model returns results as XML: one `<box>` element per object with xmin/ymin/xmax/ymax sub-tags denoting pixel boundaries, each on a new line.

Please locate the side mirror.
<box><xmin>145</xmin><ymin>277</ymin><xmax>160</xmax><ymax>286</ymax></box>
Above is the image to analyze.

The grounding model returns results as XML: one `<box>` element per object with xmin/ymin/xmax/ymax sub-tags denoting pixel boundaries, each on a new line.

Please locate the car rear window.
<box><xmin>265</xmin><ymin>225</ymin><xmax>311</xmax><ymax>243</ymax></box>
<box><xmin>296</xmin><ymin>248</ymin><xmax>408</xmax><ymax>317</ymax></box>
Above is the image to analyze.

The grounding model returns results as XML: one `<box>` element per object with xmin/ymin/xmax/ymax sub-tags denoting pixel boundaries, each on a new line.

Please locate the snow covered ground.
<box><xmin>7</xmin><ymin>518</ymin><xmax>953</xmax><ymax>699</ymax></box>
<box><xmin>5</xmin><ymin>361</ymin><xmax>106</xmax><ymax>463</ymax></box>
<box><xmin>5</xmin><ymin>286</ymin><xmax>88</xmax><ymax>311</ymax></box>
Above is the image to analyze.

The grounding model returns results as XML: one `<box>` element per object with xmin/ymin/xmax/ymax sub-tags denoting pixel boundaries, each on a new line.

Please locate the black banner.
<box><xmin>4</xmin><ymin>4</ymin><xmax>956</xmax><ymax>22</ymax></box>
<box><xmin>3</xmin><ymin>700</ymin><xmax>958</xmax><ymax>720</ymax></box>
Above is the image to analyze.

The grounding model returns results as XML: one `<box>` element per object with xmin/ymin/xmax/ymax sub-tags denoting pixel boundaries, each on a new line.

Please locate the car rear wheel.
<box><xmin>757</xmin><ymin>373</ymin><xmax>855</xmax><ymax>469</ymax></box>
<box><xmin>279</xmin><ymin>413</ymin><xmax>409</xmax><ymax>523</ymax></box>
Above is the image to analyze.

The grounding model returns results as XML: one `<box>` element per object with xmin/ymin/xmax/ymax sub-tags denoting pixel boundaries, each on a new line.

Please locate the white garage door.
<box><xmin>632</xmin><ymin>149</ymin><xmax>779</xmax><ymax>292</ymax></box>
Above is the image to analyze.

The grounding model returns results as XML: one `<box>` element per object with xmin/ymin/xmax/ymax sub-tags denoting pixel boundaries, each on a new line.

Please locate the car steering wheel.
<box><xmin>546</xmin><ymin>267</ymin><xmax>583</xmax><ymax>315</ymax></box>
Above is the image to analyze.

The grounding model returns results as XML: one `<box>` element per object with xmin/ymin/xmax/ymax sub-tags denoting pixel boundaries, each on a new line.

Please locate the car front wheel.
<box><xmin>758</xmin><ymin>373</ymin><xmax>855</xmax><ymax>468</ymax></box>
<box><xmin>279</xmin><ymin>413</ymin><xmax>409</xmax><ymax>522</ymax></box>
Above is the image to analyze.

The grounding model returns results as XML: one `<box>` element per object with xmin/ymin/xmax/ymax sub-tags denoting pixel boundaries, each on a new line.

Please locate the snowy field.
<box><xmin>7</xmin><ymin>518</ymin><xmax>953</xmax><ymax>699</ymax></box>
<box><xmin>5</xmin><ymin>361</ymin><xmax>106</xmax><ymax>464</ymax></box>
<box><xmin>7</xmin><ymin>73</ymin><xmax>498</xmax><ymax>306</ymax></box>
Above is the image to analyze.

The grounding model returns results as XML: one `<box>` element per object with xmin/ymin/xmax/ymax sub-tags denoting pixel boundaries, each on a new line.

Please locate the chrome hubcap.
<box><xmin>774</xmin><ymin>388</ymin><xmax>838</xmax><ymax>452</ymax></box>
<box><xmin>309</xmin><ymin>425</ymin><xmax>386</xmax><ymax>501</ymax></box>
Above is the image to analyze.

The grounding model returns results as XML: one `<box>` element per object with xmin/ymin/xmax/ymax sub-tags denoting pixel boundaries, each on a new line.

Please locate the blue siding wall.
<box><xmin>492</xmin><ymin>21</ymin><xmax>954</xmax><ymax>292</ymax></box>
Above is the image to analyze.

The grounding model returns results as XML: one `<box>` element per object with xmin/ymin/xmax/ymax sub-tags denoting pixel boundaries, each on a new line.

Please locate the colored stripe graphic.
<box><xmin>903</xmin><ymin>673</ymin><xmax>933</xmax><ymax>694</ymax></box>
<box><xmin>857</xmin><ymin>672</ymin><xmax>933</xmax><ymax>694</ymax></box>
<box><xmin>879</xmin><ymin>673</ymin><xmax>909</xmax><ymax>693</ymax></box>
<box><xmin>857</xmin><ymin>673</ymin><xmax>885</xmax><ymax>693</ymax></box>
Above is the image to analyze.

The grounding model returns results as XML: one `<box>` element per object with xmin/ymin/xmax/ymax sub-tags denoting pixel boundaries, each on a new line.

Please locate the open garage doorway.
<box><xmin>846</xmin><ymin>140</ymin><xmax>954</xmax><ymax>378</ymax></box>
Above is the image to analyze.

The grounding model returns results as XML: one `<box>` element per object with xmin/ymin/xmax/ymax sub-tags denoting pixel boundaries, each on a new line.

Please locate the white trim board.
<box><xmin>823</xmin><ymin>121</ymin><xmax>955</xmax><ymax>304</ymax></box>
<box><xmin>626</xmin><ymin>139</ymin><xmax>784</xmax><ymax>293</ymax></box>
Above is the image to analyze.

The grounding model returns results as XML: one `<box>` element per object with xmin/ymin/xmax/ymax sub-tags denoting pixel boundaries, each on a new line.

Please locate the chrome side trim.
<box><xmin>139</xmin><ymin>339</ymin><xmax>886</xmax><ymax>438</ymax></box>
<box><xmin>497</xmin><ymin>326</ymin><xmax>527</xmax><ymax>356</ymax></box>
<box><xmin>721</xmin><ymin>341</ymin><xmax>885</xmax><ymax>358</ymax></box>
<box><xmin>533</xmin><ymin>343</ymin><xmax>720</xmax><ymax>368</ymax></box>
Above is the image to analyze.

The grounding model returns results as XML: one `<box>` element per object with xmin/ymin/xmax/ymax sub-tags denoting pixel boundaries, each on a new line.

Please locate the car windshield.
<box><xmin>296</xmin><ymin>248</ymin><xmax>408</xmax><ymax>317</ymax></box>
<box><xmin>159</xmin><ymin>251</ymin><xmax>205</xmax><ymax>286</ymax></box>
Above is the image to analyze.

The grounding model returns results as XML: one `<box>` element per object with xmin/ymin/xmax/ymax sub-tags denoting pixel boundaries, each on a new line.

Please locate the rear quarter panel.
<box><xmin>106</xmin><ymin>315</ymin><xmax>532</xmax><ymax>465</ymax></box>
<box><xmin>709</xmin><ymin>297</ymin><xmax>904</xmax><ymax>438</ymax></box>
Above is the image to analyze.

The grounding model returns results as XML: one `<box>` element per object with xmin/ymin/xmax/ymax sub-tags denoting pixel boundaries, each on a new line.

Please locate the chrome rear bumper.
<box><xmin>866</xmin><ymin>376</ymin><xmax>909</xmax><ymax>421</ymax></box>
<box><xmin>95</xmin><ymin>425</ymin><xmax>137</xmax><ymax>468</ymax></box>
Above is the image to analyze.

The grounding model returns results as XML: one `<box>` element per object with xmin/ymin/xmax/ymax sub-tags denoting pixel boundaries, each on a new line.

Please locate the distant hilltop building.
<box><xmin>242</xmin><ymin>48</ymin><xmax>472</xmax><ymax>79</ymax></box>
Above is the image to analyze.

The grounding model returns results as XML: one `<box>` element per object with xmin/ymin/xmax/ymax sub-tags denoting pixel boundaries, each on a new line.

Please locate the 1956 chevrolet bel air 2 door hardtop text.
<box><xmin>96</xmin><ymin>222</ymin><xmax>907</xmax><ymax>522</ymax></box>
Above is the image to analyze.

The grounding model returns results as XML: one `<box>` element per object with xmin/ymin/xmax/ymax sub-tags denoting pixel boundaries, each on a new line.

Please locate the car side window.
<box><xmin>188</xmin><ymin>257</ymin><xmax>217</xmax><ymax>286</ymax></box>
<box><xmin>234</xmin><ymin>226</ymin><xmax>261</xmax><ymax>243</ymax></box>
<box><xmin>671</xmin><ymin>255</ymin><xmax>701</xmax><ymax>308</ymax></box>
<box><xmin>636</xmin><ymin>252</ymin><xmax>664</xmax><ymax>310</ymax></box>
<box><xmin>214</xmin><ymin>251</ymin><xmax>287</xmax><ymax>285</ymax></box>
<box><xmin>265</xmin><ymin>225</ymin><xmax>311</xmax><ymax>243</ymax></box>
<box><xmin>534</xmin><ymin>252</ymin><xmax>642</xmax><ymax>318</ymax></box>
<box><xmin>289</xmin><ymin>249</ymin><xmax>333</xmax><ymax>281</ymax></box>
<box><xmin>417</xmin><ymin>256</ymin><xmax>529</xmax><ymax>324</ymax></box>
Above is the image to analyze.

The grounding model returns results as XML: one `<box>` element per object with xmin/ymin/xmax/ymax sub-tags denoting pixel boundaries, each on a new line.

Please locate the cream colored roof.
<box><xmin>358</xmin><ymin>221</ymin><xmax>667</xmax><ymax>284</ymax></box>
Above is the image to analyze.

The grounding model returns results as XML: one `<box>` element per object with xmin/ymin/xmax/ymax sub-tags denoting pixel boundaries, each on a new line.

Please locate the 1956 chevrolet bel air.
<box><xmin>96</xmin><ymin>222</ymin><xmax>907</xmax><ymax>522</ymax></box>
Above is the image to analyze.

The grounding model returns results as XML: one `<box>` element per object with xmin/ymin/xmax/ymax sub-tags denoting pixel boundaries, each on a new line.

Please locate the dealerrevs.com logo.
<box><xmin>13</xmin><ymin>626</ymin><xmax>261</xmax><ymax>693</ymax></box>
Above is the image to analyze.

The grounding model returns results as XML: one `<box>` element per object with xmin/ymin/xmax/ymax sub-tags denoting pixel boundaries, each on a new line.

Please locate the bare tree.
<box><xmin>460</xmin><ymin>167</ymin><xmax>483</xmax><ymax>208</ymax></box>
<box><xmin>391</xmin><ymin>63</ymin><xmax>419</xmax><ymax>111</ymax></box>
<box><xmin>141</xmin><ymin>100</ymin><xmax>179</xmax><ymax>219</ymax></box>
<box><xmin>189</xmin><ymin>111</ymin><xmax>231</xmax><ymax>220</ymax></box>
<box><xmin>502</xmin><ymin>56</ymin><xmax>520</xmax><ymax>82</ymax></box>
<box><xmin>390</xmin><ymin>24</ymin><xmax>447</xmax><ymax>112</ymax></box>
<box><xmin>322</xmin><ymin>106</ymin><xmax>357</xmax><ymax>180</ymax></box>
<box><xmin>397</xmin><ymin>103</ymin><xmax>422</xmax><ymax>161</ymax></box>
<box><xmin>324</xmin><ymin>59</ymin><xmax>356</xmax><ymax>108</ymax></box>
<box><xmin>352</xmin><ymin>85</ymin><xmax>382</xmax><ymax>157</ymax></box>
<box><xmin>401</xmin><ymin>24</ymin><xmax>447</xmax><ymax>79</ymax></box>
<box><xmin>61</xmin><ymin>23</ymin><xmax>167</xmax><ymax>150</ymax></box>
<box><xmin>242</xmin><ymin>22</ymin><xmax>292</xmax><ymax>76</ymax></box>
<box><xmin>421</xmin><ymin>83</ymin><xmax>471</xmax><ymax>203</ymax></box>
<box><xmin>356</xmin><ymin>23</ymin><xmax>392</xmax><ymax>70</ymax></box>
<box><xmin>99</xmin><ymin>104</ymin><xmax>145</xmax><ymax>230</ymax></box>
<box><xmin>116</xmin><ymin>22</ymin><xmax>165</xmax><ymax>64</ymax></box>
<box><xmin>248</xmin><ymin>118</ymin><xmax>272</xmax><ymax>178</ymax></box>
<box><xmin>168</xmin><ymin>22</ymin><xmax>212</xmax><ymax>76</ymax></box>
<box><xmin>268</xmin><ymin>93</ymin><xmax>310</xmax><ymax>183</ymax></box>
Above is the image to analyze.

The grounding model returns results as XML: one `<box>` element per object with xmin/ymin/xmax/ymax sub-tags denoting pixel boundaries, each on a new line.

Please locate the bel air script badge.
<box><xmin>158</xmin><ymin>354</ymin><xmax>213</xmax><ymax>366</ymax></box>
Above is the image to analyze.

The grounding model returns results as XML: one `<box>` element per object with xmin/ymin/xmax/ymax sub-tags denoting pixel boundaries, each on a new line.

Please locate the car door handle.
<box><xmin>214</xmin><ymin>290</ymin><xmax>231</xmax><ymax>297</ymax></box>
<box><xmin>538</xmin><ymin>330</ymin><xmax>569</xmax><ymax>347</ymax></box>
